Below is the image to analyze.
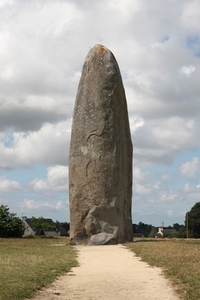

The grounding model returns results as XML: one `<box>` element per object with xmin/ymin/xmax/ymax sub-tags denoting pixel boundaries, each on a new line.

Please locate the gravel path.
<box><xmin>29</xmin><ymin>244</ymin><xmax>180</xmax><ymax>300</ymax></box>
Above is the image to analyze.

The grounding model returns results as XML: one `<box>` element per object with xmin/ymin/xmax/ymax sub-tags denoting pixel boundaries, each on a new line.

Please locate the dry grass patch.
<box><xmin>0</xmin><ymin>237</ymin><xmax>78</xmax><ymax>300</ymax></box>
<box><xmin>126</xmin><ymin>239</ymin><xmax>200</xmax><ymax>300</ymax></box>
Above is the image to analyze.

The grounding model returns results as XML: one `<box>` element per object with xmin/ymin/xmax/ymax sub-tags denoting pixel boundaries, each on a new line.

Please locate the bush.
<box><xmin>168</xmin><ymin>231</ymin><xmax>186</xmax><ymax>238</ymax></box>
<box><xmin>0</xmin><ymin>205</ymin><xmax>25</xmax><ymax>238</ymax></box>
<box><xmin>186</xmin><ymin>202</ymin><xmax>200</xmax><ymax>238</ymax></box>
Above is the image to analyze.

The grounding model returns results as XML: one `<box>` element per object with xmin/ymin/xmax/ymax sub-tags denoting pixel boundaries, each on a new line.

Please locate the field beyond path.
<box><xmin>30</xmin><ymin>244</ymin><xmax>179</xmax><ymax>300</ymax></box>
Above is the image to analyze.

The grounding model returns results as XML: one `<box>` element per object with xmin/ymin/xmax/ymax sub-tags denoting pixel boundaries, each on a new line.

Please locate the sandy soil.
<box><xmin>29</xmin><ymin>244</ymin><xmax>180</xmax><ymax>300</ymax></box>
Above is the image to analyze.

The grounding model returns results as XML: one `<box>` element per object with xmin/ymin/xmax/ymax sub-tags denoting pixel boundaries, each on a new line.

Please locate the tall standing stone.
<box><xmin>69</xmin><ymin>44</ymin><xmax>133</xmax><ymax>244</ymax></box>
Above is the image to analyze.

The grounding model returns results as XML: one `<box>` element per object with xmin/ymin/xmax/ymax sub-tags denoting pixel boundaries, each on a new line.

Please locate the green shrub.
<box><xmin>0</xmin><ymin>205</ymin><xmax>25</xmax><ymax>238</ymax></box>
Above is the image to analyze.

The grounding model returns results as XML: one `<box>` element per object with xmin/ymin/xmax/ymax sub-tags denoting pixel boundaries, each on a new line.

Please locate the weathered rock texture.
<box><xmin>69</xmin><ymin>44</ymin><xmax>133</xmax><ymax>244</ymax></box>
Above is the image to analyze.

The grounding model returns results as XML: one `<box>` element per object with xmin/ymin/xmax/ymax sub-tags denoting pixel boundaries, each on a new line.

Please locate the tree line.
<box><xmin>1</xmin><ymin>202</ymin><xmax>200</xmax><ymax>238</ymax></box>
<box><xmin>133</xmin><ymin>222</ymin><xmax>185</xmax><ymax>238</ymax></box>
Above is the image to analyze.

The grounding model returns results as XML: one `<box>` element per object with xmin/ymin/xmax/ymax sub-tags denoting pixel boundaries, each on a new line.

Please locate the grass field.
<box><xmin>0</xmin><ymin>237</ymin><xmax>78</xmax><ymax>300</ymax></box>
<box><xmin>1</xmin><ymin>237</ymin><xmax>200</xmax><ymax>300</ymax></box>
<box><xmin>127</xmin><ymin>239</ymin><xmax>200</xmax><ymax>300</ymax></box>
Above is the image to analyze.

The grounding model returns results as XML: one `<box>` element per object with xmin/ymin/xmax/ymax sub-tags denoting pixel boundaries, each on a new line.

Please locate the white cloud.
<box><xmin>152</xmin><ymin>181</ymin><xmax>162</xmax><ymax>189</ymax></box>
<box><xmin>0</xmin><ymin>176</ymin><xmax>21</xmax><ymax>193</ymax></box>
<box><xmin>0</xmin><ymin>120</ymin><xmax>71</xmax><ymax>168</ymax></box>
<box><xmin>167</xmin><ymin>210</ymin><xmax>174</xmax><ymax>217</ymax></box>
<box><xmin>133</xmin><ymin>117</ymin><xmax>199</xmax><ymax>166</ymax></box>
<box><xmin>148</xmin><ymin>192</ymin><xmax>179</xmax><ymax>204</ymax></box>
<box><xmin>134</xmin><ymin>184</ymin><xmax>151</xmax><ymax>195</ymax></box>
<box><xmin>183</xmin><ymin>183</ymin><xmax>200</xmax><ymax>202</ymax></box>
<box><xmin>134</xmin><ymin>167</ymin><xmax>149</xmax><ymax>183</ymax></box>
<box><xmin>180</xmin><ymin>65</ymin><xmax>196</xmax><ymax>77</ymax></box>
<box><xmin>21</xmin><ymin>199</ymin><xmax>40</xmax><ymax>210</ymax></box>
<box><xmin>129</xmin><ymin>116</ymin><xmax>145</xmax><ymax>134</ymax></box>
<box><xmin>163</xmin><ymin>192</ymin><xmax>179</xmax><ymax>203</ymax></box>
<box><xmin>0</xmin><ymin>0</ymin><xmax>13</xmax><ymax>9</ymax></box>
<box><xmin>161</xmin><ymin>174</ymin><xmax>171</xmax><ymax>180</ymax></box>
<box><xmin>179</xmin><ymin>157</ymin><xmax>200</xmax><ymax>180</ymax></box>
<box><xmin>21</xmin><ymin>198</ymin><xmax>64</xmax><ymax>211</ymax></box>
<box><xmin>55</xmin><ymin>200</ymin><xmax>62</xmax><ymax>210</ymax></box>
<box><xmin>29</xmin><ymin>180</ymin><xmax>49</xmax><ymax>192</ymax></box>
<box><xmin>184</xmin><ymin>183</ymin><xmax>197</xmax><ymax>192</ymax></box>
<box><xmin>180</xmin><ymin>1</ymin><xmax>200</xmax><ymax>30</ymax></box>
<box><xmin>30</xmin><ymin>165</ymin><xmax>68</xmax><ymax>192</ymax></box>
<box><xmin>167</xmin><ymin>210</ymin><xmax>186</xmax><ymax>218</ymax></box>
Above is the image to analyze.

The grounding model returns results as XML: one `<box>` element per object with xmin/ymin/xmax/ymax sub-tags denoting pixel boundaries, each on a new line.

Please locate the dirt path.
<box><xmin>30</xmin><ymin>244</ymin><xmax>180</xmax><ymax>300</ymax></box>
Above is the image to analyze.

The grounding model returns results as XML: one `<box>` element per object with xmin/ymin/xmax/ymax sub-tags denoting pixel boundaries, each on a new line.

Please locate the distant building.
<box><xmin>157</xmin><ymin>227</ymin><xmax>176</xmax><ymax>238</ymax></box>
<box><xmin>22</xmin><ymin>217</ymin><xmax>69</xmax><ymax>237</ymax></box>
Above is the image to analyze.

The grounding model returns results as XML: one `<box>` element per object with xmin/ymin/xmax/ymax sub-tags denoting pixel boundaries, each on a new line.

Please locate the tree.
<box><xmin>133</xmin><ymin>222</ymin><xmax>152</xmax><ymax>237</ymax></box>
<box><xmin>30</xmin><ymin>216</ymin><xmax>54</xmax><ymax>231</ymax></box>
<box><xmin>173</xmin><ymin>223</ymin><xmax>185</xmax><ymax>232</ymax></box>
<box><xmin>0</xmin><ymin>205</ymin><xmax>25</xmax><ymax>238</ymax></box>
<box><xmin>61</xmin><ymin>222</ymin><xmax>70</xmax><ymax>232</ymax></box>
<box><xmin>148</xmin><ymin>227</ymin><xmax>157</xmax><ymax>238</ymax></box>
<box><xmin>186</xmin><ymin>202</ymin><xmax>200</xmax><ymax>238</ymax></box>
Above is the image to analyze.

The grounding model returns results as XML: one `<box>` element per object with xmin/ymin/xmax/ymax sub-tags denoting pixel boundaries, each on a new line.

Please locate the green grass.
<box><xmin>126</xmin><ymin>239</ymin><xmax>200</xmax><ymax>300</ymax></box>
<box><xmin>2</xmin><ymin>237</ymin><xmax>200</xmax><ymax>300</ymax></box>
<box><xmin>0</xmin><ymin>237</ymin><xmax>78</xmax><ymax>300</ymax></box>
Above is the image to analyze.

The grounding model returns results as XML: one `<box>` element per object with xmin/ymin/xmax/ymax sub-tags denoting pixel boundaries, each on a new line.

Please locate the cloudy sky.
<box><xmin>1</xmin><ymin>0</ymin><xmax>200</xmax><ymax>227</ymax></box>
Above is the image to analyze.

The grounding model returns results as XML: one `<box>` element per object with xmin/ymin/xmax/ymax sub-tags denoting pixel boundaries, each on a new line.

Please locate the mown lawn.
<box><xmin>0</xmin><ymin>237</ymin><xmax>78</xmax><ymax>300</ymax></box>
<box><xmin>127</xmin><ymin>239</ymin><xmax>200</xmax><ymax>300</ymax></box>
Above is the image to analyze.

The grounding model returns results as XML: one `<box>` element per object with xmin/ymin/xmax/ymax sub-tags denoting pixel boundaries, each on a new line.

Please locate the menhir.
<box><xmin>69</xmin><ymin>44</ymin><xmax>133</xmax><ymax>245</ymax></box>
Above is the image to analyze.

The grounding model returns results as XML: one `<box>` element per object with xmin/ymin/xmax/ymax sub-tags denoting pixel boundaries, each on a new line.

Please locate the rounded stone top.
<box><xmin>85</xmin><ymin>44</ymin><xmax>116</xmax><ymax>66</ymax></box>
<box><xmin>94</xmin><ymin>44</ymin><xmax>106</xmax><ymax>55</ymax></box>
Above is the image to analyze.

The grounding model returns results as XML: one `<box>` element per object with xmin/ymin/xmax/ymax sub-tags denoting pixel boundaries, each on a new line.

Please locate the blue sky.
<box><xmin>1</xmin><ymin>0</ymin><xmax>200</xmax><ymax>226</ymax></box>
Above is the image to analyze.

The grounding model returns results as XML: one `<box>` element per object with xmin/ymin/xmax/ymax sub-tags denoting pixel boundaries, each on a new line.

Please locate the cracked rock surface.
<box><xmin>69</xmin><ymin>44</ymin><xmax>133</xmax><ymax>244</ymax></box>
